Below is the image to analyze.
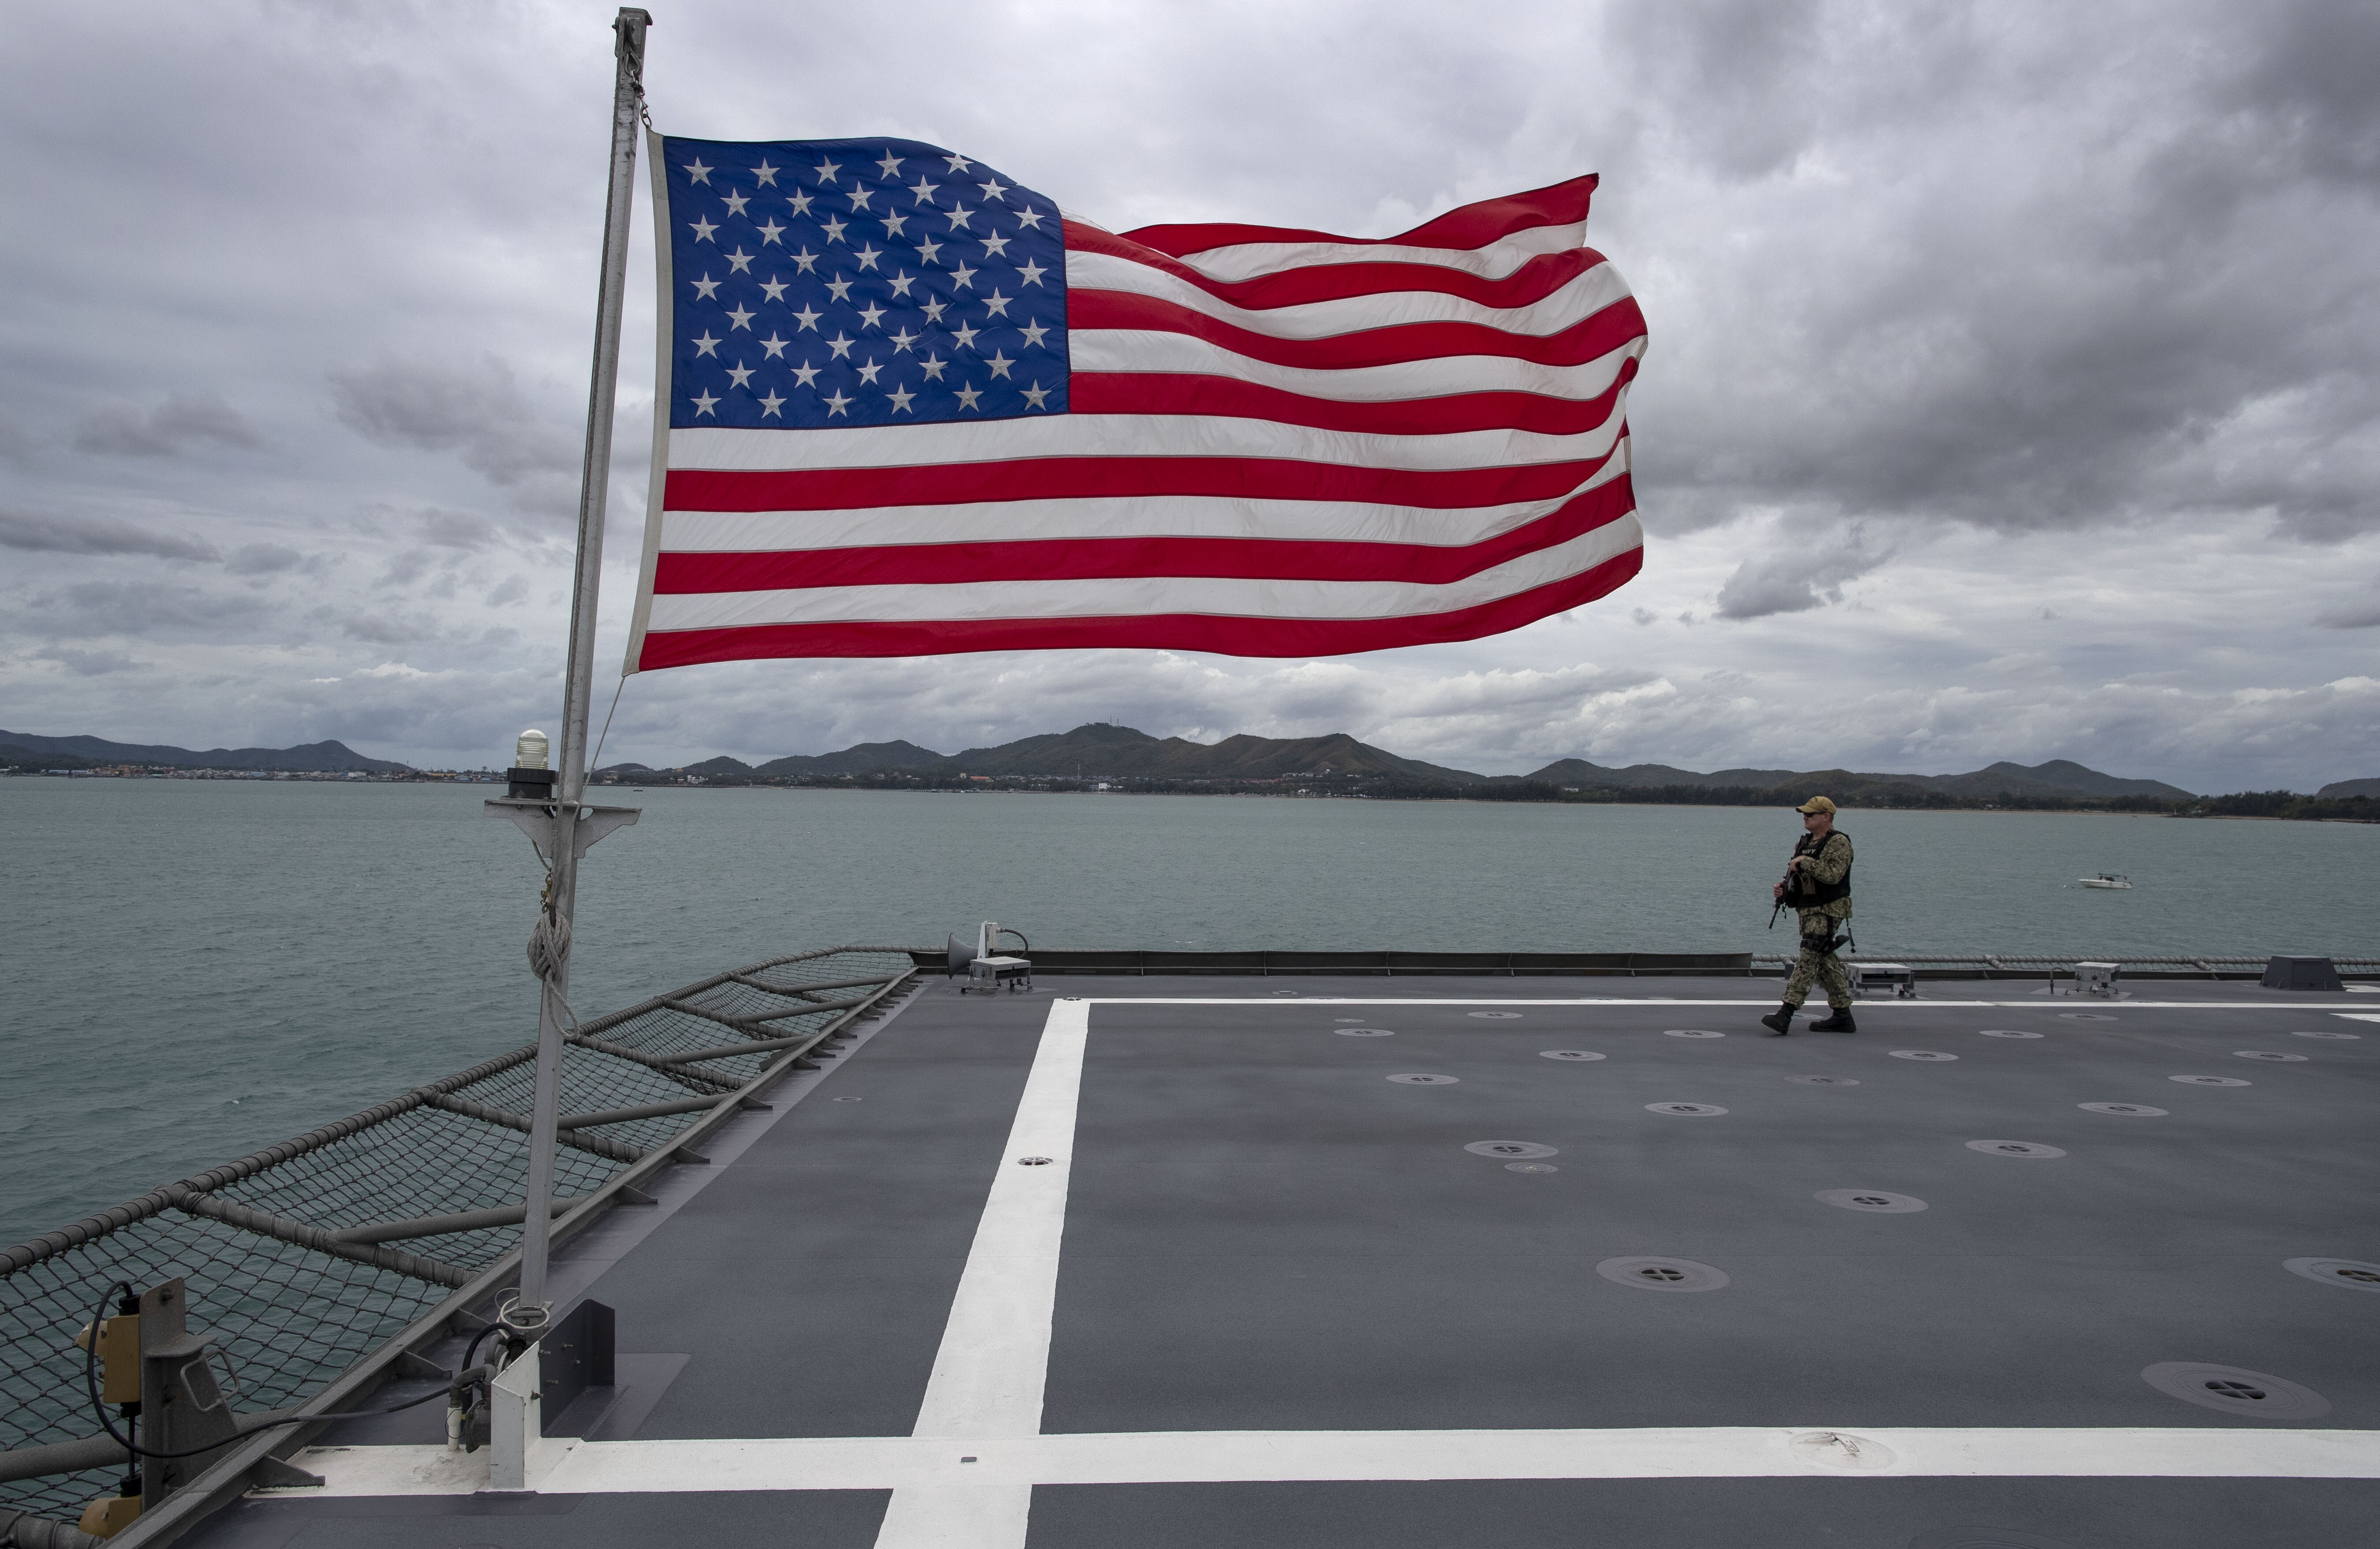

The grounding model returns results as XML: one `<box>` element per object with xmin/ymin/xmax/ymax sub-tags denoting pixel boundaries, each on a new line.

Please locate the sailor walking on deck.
<box><xmin>1762</xmin><ymin>797</ymin><xmax>1857</xmax><ymax>1034</ymax></box>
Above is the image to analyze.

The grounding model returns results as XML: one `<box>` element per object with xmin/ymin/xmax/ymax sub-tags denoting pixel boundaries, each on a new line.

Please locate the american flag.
<box><xmin>624</xmin><ymin>134</ymin><xmax>1646</xmax><ymax>670</ymax></box>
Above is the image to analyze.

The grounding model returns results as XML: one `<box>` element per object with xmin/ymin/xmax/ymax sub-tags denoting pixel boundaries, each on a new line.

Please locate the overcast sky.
<box><xmin>4</xmin><ymin>0</ymin><xmax>2376</xmax><ymax>791</ymax></box>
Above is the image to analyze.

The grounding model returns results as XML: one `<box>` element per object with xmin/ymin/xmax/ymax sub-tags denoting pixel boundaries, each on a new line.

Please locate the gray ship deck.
<box><xmin>183</xmin><ymin>974</ymin><xmax>2380</xmax><ymax>1549</ymax></box>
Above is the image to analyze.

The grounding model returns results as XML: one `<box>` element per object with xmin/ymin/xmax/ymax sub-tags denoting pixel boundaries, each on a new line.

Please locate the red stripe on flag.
<box><xmin>1066</xmin><ymin>358</ymin><xmax>1635</xmax><ymax>437</ymax></box>
<box><xmin>635</xmin><ymin>545</ymin><xmax>1642</xmax><ymax>669</ymax></box>
<box><xmin>663</xmin><ymin>445</ymin><xmax>1625</xmax><ymax>514</ymax></box>
<box><xmin>1121</xmin><ymin>175</ymin><xmax>1599</xmax><ymax>259</ymax></box>
<box><xmin>1065</xmin><ymin>220</ymin><xmax>1610</xmax><ymax>312</ymax></box>
<box><xmin>653</xmin><ymin>477</ymin><xmax>1634</xmax><ymax>593</ymax></box>
<box><xmin>1065</xmin><ymin>289</ymin><xmax>1646</xmax><ymax>371</ymax></box>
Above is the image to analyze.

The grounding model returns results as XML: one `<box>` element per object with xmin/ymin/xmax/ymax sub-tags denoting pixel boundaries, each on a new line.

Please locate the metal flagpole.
<box><xmin>511</xmin><ymin>6</ymin><xmax>653</xmax><ymax>1328</ymax></box>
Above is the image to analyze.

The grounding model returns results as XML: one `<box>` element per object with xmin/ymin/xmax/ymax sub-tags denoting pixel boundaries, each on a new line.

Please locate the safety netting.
<box><xmin>0</xmin><ymin>946</ymin><xmax>914</xmax><ymax>1523</ymax></box>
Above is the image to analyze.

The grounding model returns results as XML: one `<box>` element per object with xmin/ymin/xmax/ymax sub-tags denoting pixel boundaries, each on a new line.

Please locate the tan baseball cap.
<box><xmin>1795</xmin><ymin>796</ymin><xmax>1837</xmax><ymax>815</ymax></box>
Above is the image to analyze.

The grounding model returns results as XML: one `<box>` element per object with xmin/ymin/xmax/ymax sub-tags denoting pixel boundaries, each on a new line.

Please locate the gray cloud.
<box><xmin>2225</xmin><ymin>0</ymin><xmax>2380</xmax><ymax>189</ymax></box>
<box><xmin>1714</xmin><ymin>530</ymin><xmax>1892</xmax><ymax>620</ymax></box>
<box><xmin>1613</xmin><ymin>0</ymin><xmax>1830</xmax><ymax>180</ymax></box>
<box><xmin>339</xmin><ymin>612</ymin><xmax>438</xmax><ymax>646</ymax></box>
<box><xmin>329</xmin><ymin>357</ymin><xmax>579</xmax><ymax>490</ymax></box>
<box><xmin>35</xmin><ymin>647</ymin><xmax>143</xmax><ymax>676</ymax></box>
<box><xmin>0</xmin><ymin>417</ymin><xmax>34</xmax><ymax>468</ymax></box>
<box><xmin>47</xmin><ymin>581</ymin><xmax>262</xmax><ymax>635</ymax></box>
<box><xmin>1613</xmin><ymin>0</ymin><xmax>2380</xmax><ymax>551</ymax></box>
<box><xmin>421</xmin><ymin>510</ymin><xmax>498</xmax><ymax>549</ymax></box>
<box><xmin>0</xmin><ymin>508</ymin><xmax>220</xmax><ymax>562</ymax></box>
<box><xmin>72</xmin><ymin>392</ymin><xmax>261</xmax><ymax>457</ymax></box>
<box><xmin>226</xmin><ymin>542</ymin><xmax>304</xmax><ymax>575</ymax></box>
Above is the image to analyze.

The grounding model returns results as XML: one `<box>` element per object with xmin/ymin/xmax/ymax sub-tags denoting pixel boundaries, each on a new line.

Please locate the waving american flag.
<box><xmin>624</xmin><ymin>134</ymin><xmax>1645</xmax><ymax>670</ymax></box>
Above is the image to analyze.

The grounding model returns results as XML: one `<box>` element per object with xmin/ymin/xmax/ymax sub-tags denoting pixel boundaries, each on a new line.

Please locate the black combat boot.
<box><xmin>1759</xmin><ymin>1002</ymin><xmax>1797</xmax><ymax>1035</ymax></box>
<box><xmin>1808</xmin><ymin>1006</ymin><xmax>1857</xmax><ymax>1033</ymax></box>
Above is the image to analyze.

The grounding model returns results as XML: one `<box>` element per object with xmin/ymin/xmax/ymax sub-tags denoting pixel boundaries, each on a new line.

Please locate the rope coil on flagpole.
<box><xmin>527</xmin><ymin>903</ymin><xmax>572</xmax><ymax>983</ymax></box>
<box><xmin>523</xmin><ymin>673</ymin><xmax>623</xmax><ymax>981</ymax></box>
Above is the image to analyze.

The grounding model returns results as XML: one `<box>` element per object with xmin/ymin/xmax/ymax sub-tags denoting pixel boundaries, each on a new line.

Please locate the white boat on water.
<box><xmin>2077</xmin><ymin>873</ymin><xmax>2133</xmax><ymax>889</ymax></box>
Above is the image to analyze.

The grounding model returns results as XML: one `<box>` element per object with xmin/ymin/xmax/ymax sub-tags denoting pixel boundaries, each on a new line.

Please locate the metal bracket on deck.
<box><xmin>246</xmin><ymin>1455</ymin><xmax>324</xmax><ymax>1490</ymax></box>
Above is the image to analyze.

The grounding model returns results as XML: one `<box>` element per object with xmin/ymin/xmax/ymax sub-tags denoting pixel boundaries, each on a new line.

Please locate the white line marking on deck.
<box><xmin>873</xmin><ymin>997</ymin><xmax>1087</xmax><ymax>1549</ymax></box>
<box><xmin>1068</xmin><ymin>998</ymin><xmax>2359</xmax><ymax>1010</ymax></box>
<box><xmin>280</xmin><ymin>1425</ymin><xmax>2380</xmax><ymax>1500</ymax></box>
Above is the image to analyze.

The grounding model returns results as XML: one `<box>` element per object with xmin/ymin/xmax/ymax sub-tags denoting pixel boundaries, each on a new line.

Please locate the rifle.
<box><xmin>1768</xmin><ymin>855</ymin><xmax>1800</xmax><ymax>930</ymax></box>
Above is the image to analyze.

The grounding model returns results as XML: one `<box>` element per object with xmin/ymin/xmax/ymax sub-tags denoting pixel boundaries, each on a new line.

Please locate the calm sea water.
<box><xmin>4</xmin><ymin>777</ymin><xmax>2373</xmax><ymax>1244</ymax></box>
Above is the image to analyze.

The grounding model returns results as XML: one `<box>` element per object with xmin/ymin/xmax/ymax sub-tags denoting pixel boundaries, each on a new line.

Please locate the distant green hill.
<box><xmin>1510</xmin><ymin>754</ymin><xmax>2195</xmax><ymax>802</ymax></box>
<box><xmin>0</xmin><ymin>742</ymin><xmax>95</xmax><ymax>770</ymax></box>
<box><xmin>0</xmin><ymin>729</ymin><xmax>407</xmax><ymax>773</ymax></box>
<box><xmin>930</xmin><ymin>723</ymin><xmax>1483</xmax><ymax>784</ymax></box>
<box><xmin>757</xmin><ymin>740</ymin><xmax>948</xmax><ymax>776</ymax></box>
<box><xmin>593</xmin><ymin>722</ymin><xmax>2201</xmax><ymax>802</ymax></box>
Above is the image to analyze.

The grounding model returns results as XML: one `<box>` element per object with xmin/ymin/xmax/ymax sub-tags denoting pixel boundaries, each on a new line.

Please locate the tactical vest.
<box><xmin>1783</xmin><ymin>829</ymin><xmax>1853</xmax><ymax>907</ymax></box>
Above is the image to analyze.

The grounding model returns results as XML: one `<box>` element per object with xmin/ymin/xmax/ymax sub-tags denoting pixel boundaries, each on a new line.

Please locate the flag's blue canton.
<box><xmin>663</xmin><ymin>136</ymin><xmax>1069</xmax><ymax>430</ymax></box>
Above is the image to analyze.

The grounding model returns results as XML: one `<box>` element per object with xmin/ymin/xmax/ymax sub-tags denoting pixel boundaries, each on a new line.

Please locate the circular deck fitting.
<box><xmin>1334</xmin><ymin>1027</ymin><xmax>1395</xmax><ymax>1037</ymax></box>
<box><xmin>1016</xmin><ymin>1156</ymin><xmax>1052</xmax><ymax>1166</ymax></box>
<box><xmin>1645</xmin><ymin>1101</ymin><xmax>1727</xmax><ymax>1116</ymax></box>
<box><xmin>832</xmin><ymin>1096</ymin><xmax>864</xmax><ymax>1103</ymax></box>
<box><xmin>1334</xmin><ymin>1017</ymin><xmax>1368</xmax><ymax>1023</ymax></box>
<box><xmin>1467</xmin><ymin>1011</ymin><xmax>1523</xmax><ymax>1019</ymax></box>
<box><xmin>2171</xmin><ymin>1074</ymin><xmax>2250</xmax><ymax>1086</ymax></box>
<box><xmin>1788</xmin><ymin>1430</ymin><xmax>1897</xmax><ymax>1471</ymax></box>
<box><xmin>2233</xmin><ymin>1050</ymin><xmax>2308</xmax><ymax>1062</ymax></box>
<box><xmin>2058</xmin><ymin>1013</ymin><xmax>2118</xmax><ymax>1021</ymax></box>
<box><xmin>2140</xmin><ymin>1362</ymin><xmax>2330</xmax><ymax>1420</ymax></box>
<box><xmin>1505</xmin><ymin>1162</ymin><xmax>1560</xmax><ymax>1175</ymax></box>
<box><xmin>1965</xmin><ymin>1139</ymin><xmax>2065</xmax><ymax>1158</ymax></box>
<box><xmin>1908</xmin><ymin>1529</ymin><xmax>2077</xmax><ymax>1549</ymax></box>
<box><xmin>1786</xmin><ymin>1075</ymin><xmax>1860</xmax><ymax>1086</ymax></box>
<box><xmin>1387</xmin><ymin>1073</ymin><xmax>1459</xmax><ymax>1085</ymax></box>
<box><xmin>1891</xmin><ymin>1050</ymin><xmax>1959</xmax><ymax>1061</ymax></box>
<box><xmin>1270</xmin><ymin>989</ymin><xmax>1300</xmax><ymax>996</ymax></box>
<box><xmin>1597</xmin><ymin>1256</ymin><xmax>1729</xmax><ymax>1292</ymax></box>
<box><xmin>1663</xmin><ymin>1028</ymin><xmax>1725</xmax><ymax>1039</ymax></box>
<box><xmin>1539</xmin><ymin>1049</ymin><xmax>1607</xmax><ymax>1061</ymax></box>
<box><xmin>1465</xmin><ymin>1140</ymin><xmax>1558</xmax><ymax>1159</ymax></box>
<box><xmin>1817</xmin><ymin>1189</ymin><xmax>1928</xmax><ymax>1213</ymax></box>
<box><xmin>2079</xmin><ymin>1102</ymin><xmax>2167</xmax><ymax>1116</ymax></box>
<box><xmin>2283</xmin><ymin>1257</ymin><xmax>2380</xmax><ymax>1293</ymax></box>
<box><xmin>1979</xmin><ymin>1029</ymin><xmax>2044</xmax><ymax>1039</ymax></box>
<box><xmin>2292</xmin><ymin>1028</ymin><xmax>2359</xmax><ymax>1039</ymax></box>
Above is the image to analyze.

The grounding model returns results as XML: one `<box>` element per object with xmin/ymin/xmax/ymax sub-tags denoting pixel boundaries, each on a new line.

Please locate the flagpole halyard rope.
<box><xmin>589</xmin><ymin>674</ymin><xmax>628</xmax><ymax>776</ymax></box>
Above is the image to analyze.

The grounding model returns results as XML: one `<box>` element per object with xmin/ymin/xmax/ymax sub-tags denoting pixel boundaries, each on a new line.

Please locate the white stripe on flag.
<box><xmin>1166</xmin><ymin>222</ymin><xmax>1589</xmax><ymax>283</ymax></box>
<box><xmin>666</xmin><ymin>412</ymin><xmax>1625</xmax><ymax>474</ymax></box>
<box><xmin>1068</xmin><ymin>331</ymin><xmax>1640</xmax><ymax>401</ymax></box>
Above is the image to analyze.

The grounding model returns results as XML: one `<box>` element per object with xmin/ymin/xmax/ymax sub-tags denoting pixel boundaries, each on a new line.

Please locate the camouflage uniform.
<box><xmin>1782</xmin><ymin>830</ymin><xmax>1854</xmax><ymax>1010</ymax></box>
